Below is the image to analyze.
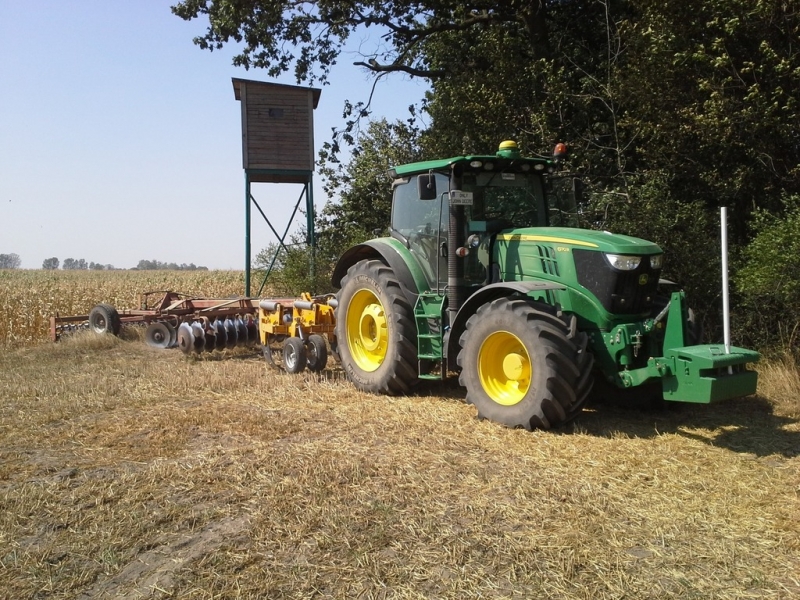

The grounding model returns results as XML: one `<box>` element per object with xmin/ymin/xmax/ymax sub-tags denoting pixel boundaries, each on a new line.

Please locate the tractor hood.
<box><xmin>495</xmin><ymin>227</ymin><xmax>662</xmax><ymax>255</ymax></box>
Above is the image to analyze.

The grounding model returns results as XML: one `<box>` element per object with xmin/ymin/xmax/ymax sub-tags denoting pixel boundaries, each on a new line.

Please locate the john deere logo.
<box><xmin>639</xmin><ymin>274</ymin><xmax>649</xmax><ymax>286</ymax></box>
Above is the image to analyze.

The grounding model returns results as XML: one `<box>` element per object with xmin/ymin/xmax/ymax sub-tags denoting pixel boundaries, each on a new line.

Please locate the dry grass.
<box><xmin>1</xmin><ymin>331</ymin><xmax>798</xmax><ymax>599</ymax></box>
<box><xmin>0</xmin><ymin>269</ymin><xmax>247</xmax><ymax>345</ymax></box>
<box><xmin>757</xmin><ymin>354</ymin><xmax>800</xmax><ymax>419</ymax></box>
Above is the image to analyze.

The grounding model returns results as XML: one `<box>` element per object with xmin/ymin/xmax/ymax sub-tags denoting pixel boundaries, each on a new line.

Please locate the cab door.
<box><xmin>390</xmin><ymin>173</ymin><xmax>449</xmax><ymax>291</ymax></box>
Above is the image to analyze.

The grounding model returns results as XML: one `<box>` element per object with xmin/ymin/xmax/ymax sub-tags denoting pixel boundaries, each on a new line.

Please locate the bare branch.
<box><xmin>353</xmin><ymin>60</ymin><xmax>447</xmax><ymax>79</ymax></box>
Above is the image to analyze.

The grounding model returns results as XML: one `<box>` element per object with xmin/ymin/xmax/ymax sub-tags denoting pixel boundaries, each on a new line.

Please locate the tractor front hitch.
<box><xmin>610</xmin><ymin>292</ymin><xmax>760</xmax><ymax>403</ymax></box>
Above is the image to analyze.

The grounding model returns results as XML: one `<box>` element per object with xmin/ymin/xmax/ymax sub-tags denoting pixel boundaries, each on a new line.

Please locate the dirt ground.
<box><xmin>1</xmin><ymin>332</ymin><xmax>798</xmax><ymax>599</ymax></box>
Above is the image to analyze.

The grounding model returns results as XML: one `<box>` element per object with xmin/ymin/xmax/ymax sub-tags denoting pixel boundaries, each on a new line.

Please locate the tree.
<box><xmin>171</xmin><ymin>1</ymin><xmax>552</xmax><ymax>83</ymax></box>
<box><xmin>319</xmin><ymin>118</ymin><xmax>421</xmax><ymax>245</ymax></box>
<box><xmin>736</xmin><ymin>194</ymin><xmax>800</xmax><ymax>353</ymax></box>
<box><xmin>135</xmin><ymin>259</ymin><xmax>208</xmax><ymax>271</ymax></box>
<box><xmin>171</xmin><ymin>0</ymin><xmax>559</xmax><ymax>155</ymax></box>
<box><xmin>42</xmin><ymin>257</ymin><xmax>59</xmax><ymax>270</ymax></box>
<box><xmin>0</xmin><ymin>253</ymin><xmax>21</xmax><ymax>269</ymax></box>
<box><xmin>62</xmin><ymin>258</ymin><xmax>88</xmax><ymax>270</ymax></box>
<box><xmin>610</xmin><ymin>0</ymin><xmax>800</xmax><ymax>236</ymax></box>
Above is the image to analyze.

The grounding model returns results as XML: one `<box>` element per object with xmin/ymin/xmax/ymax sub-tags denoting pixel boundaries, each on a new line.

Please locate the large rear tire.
<box><xmin>335</xmin><ymin>259</ymin><xmax>418</xmax><ymax>394</ymax></box>
<box><xmin>457</xmin><ymin>298</ymin><xmax>593</xmax><ymax>430</ymax></box>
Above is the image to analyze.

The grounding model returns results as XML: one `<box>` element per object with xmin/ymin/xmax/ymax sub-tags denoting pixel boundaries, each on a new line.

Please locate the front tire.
<box><xmin>457</xmin><ymin>298</ymin><xmax>593</xmax><ymax>430</ymax></box>
<box><xmin>335</xmin><ymin>260</ymin><xmax>418</xmax><ymax>394</ymax></box>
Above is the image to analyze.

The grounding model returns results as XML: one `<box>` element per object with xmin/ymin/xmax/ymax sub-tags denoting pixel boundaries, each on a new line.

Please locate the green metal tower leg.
<box><xmin>245</xmin><ymin>173</ymin><xmax>252</xmax><ymax>297</ymax></box>
<box><xmin>306</xmin><ymin>177</ymin><xmax>316</xmax><ymax>290</ymax></box>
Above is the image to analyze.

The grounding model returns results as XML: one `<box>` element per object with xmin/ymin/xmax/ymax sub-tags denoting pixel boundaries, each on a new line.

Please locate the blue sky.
<box><xmin>0</xmin><ymin>1</ymin><xmax>427</xmax><ymax>269</ymax></box>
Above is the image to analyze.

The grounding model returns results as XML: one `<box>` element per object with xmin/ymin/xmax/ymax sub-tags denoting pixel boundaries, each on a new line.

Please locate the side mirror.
<box><xmin>417</xmin><ymin>174</ymin><xmax>437</xmax><ymax>200</ymax></box>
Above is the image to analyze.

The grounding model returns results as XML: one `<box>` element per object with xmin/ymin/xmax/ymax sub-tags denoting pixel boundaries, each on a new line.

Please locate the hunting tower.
<box><xmin>232</xmin><ymin>78</ymin><xmax>321</xmax><ymax>295</ymax></box>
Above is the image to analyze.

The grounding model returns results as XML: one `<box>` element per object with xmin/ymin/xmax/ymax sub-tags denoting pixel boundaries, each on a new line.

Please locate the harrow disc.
<box><xmin>164</xmin><ymin>322</ymin><xmax>178</xmax><ymax>348</ymax></box>
<box><xmin>213</xmin><ymin>320</ymin><xmax>227</xmax><ymax>350</ymax></box>
<box><xmin>190</xmin><ymin>322</ymin><xmax>205</xmax><ymax>353</ymax></box>
<box><xmin>245</xmin><ymin>316</ymin><xmax>259</xmax><ymax>345</ymax></box>
<box><xmin>203</xmin><ymin>324</ymin><xmax>217</xmax><ymax>352</ymax></box>
<box><xmin>224</xmin><ymin>317</ymin><xmax>238</xmax><ymax>348</ymax></box>
<box><xmin>236</xmin><ymin>317</ymin><xmax>248</xmax><ymax>345</ymax></box>
<box><xmin>177</xmin><ymin>323</ymin><xmax>195</xmax><ymax>355</ymax></box>
<box><xmin>145</xmin><ymin>322</ymin><xmax>173</xmax><ymax>349</ymax></box>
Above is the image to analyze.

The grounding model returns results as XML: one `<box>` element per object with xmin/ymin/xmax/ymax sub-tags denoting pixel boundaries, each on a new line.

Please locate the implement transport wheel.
<box><xmin>457</xmin><ymin>298</ymin><xmax>593</xmax><ymax>430</ymax></box>
<box><xmin>88</xmin><ymin>303</ymin><xmax>121</xmax><ymax>336</ymax></box>
<box><xmin>283</xmin><ymin>337</ymin><xmax>307</xmax><ymax>374</ymax></box>
<box><xmin>335</xmin><ymin>259</ymin><xmax>418</xmax><ymax>394</ymax></box>
<box><xmin>306</xmin><ymin>334</ymin><xmax>328</xmax><ymax>373</ymax></box>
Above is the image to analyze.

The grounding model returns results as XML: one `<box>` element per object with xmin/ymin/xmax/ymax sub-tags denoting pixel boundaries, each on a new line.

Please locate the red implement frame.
<box><xmin>50</xmin><ymin>290</ymin><xmax>262</xmax><ymax>342</ymax></box>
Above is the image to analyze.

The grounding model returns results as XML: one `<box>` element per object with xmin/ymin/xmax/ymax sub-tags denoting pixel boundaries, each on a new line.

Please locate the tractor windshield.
<box><xmin>460</xmin><ymin>171</ymin><xmax>547</xmax><ymax>228</ymax></box>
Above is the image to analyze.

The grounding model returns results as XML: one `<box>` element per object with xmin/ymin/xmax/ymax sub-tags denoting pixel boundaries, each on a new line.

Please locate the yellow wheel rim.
<box><xmin>477</xmin><ymin>331</ymin><xmax>531</xmax><ymax>406</ymax></box>
<box><xmin>346</xmin><ymin>288</ymin><xmax>388</xmax><ymax>372</ymax></box>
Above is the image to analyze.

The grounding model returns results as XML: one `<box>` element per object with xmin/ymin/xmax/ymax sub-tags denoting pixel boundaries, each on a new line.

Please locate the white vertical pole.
<box><xmin>721</xmin><ymin>207</ymin><xmax>731</xmax><ymax>354</ymax></box>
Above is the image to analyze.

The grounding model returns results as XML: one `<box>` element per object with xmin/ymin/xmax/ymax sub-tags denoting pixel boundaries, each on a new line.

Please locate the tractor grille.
<box><xmin>573</xmin><ymin>250</ymin><xmax>660</xmax><ymax>315</ymax></box>
<box><xmin>534</xmin><ymin>245</ymin><xmax>560</xmax><ymax>277</ymax></box>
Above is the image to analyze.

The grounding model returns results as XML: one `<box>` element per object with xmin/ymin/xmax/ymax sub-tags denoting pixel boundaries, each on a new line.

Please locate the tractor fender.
<box><xmin>446</xmin><ymin>281</ymin><xmax>566</xmax><ymax>370</ymax></box>
<box><xmin>331</xmin><ymin>238</ymin><xmax>428</xmax><ymax>307</ymax></box>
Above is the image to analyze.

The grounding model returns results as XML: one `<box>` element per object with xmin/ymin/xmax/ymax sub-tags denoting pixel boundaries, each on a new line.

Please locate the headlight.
<box><xmin>605</xmin><ymin>254</ymin><xmax>641</xmax><ymax>271</ymax></box>
<box><xmin>650</xmin><ymin>254</ymin><xmax>663</xmax><ymax>269</ymax></box>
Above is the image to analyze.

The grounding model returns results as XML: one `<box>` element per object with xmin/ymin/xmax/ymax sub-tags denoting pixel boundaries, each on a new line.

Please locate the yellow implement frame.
<box><xmin>258</xmin><ymin>293</ymin><xmax>338</xmax><ymax>371</ymax></box>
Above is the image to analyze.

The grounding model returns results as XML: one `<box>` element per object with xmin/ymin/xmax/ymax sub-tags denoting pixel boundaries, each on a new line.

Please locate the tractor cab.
<box><xmin>388</xmin><ymin>141</ymin><xmax>582</xmax><ymax>291</ymax></box>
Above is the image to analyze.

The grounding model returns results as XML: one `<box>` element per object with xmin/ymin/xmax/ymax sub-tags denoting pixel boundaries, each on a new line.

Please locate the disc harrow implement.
<box><xmin>51</xmin><ymin>290</ymin><xmax>260</xmax><ymax>353</ymax></box>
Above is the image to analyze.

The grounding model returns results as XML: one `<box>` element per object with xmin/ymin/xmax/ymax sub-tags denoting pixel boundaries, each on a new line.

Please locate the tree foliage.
<box><xmin>171</xmin><ymin>0</ymin><xmax>551</xmax><ymax>83</ymax></box>
<box><xmin>319</xmin><ymin>118</ymin><xmax>421</xmax><ymax>246</ymax></box>
<box><xmin>0</xmin><ymin>253</ymin><xmax>21</xmax><ymax>269</ymax></box>
<box><xmin>62</xmin><ymin>258</ymin><xmax>88</xmax><ymax>270</ymax></box>
<box><xmin>135</xmin><ymin>260</ymin><xmax>208</xmax><ymax>271</ymax></box>
<box><xmin>736</xmin><ymin>194</ymin><xmax>800</xmax><ymax>353</ymax></box>
<box><xmin>42</xmin><ymin>257</ymin><xmax>59</xmax><ymax>270</ymax></box>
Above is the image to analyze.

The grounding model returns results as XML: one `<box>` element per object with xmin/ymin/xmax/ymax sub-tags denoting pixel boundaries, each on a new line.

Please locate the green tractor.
<box><xmin>331</xmin><ymin>141</ymin><xmax>759</xmax><ymax>430</ymax></box>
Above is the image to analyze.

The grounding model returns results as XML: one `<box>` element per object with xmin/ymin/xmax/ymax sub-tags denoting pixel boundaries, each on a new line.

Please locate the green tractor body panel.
<box><xmin>389</xmin><ymin>150</ymin><xmax>551</xmax><ymax>179</ymax></box>
<box><xmin>493</xmin><ymin>227</ymin><xmax>663</xmax><ymax>331</ymax></box>
<box><xmin>331</xmin><ymin>237</ymin><xmax>430</xmax><ymax>307</ymax></box>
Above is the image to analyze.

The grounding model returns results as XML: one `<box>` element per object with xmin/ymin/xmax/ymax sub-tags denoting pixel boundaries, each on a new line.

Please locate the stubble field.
<box><xmin>0</xmin><ymin>270</ymin><xmax>798</xmax><ymax>598</ymax></box>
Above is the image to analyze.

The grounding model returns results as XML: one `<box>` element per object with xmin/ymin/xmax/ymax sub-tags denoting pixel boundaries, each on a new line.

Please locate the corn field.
<box><xmin>0</xmin><ymin>270</ymin><xmax>247</xmax><ymax>345</ymax></box>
